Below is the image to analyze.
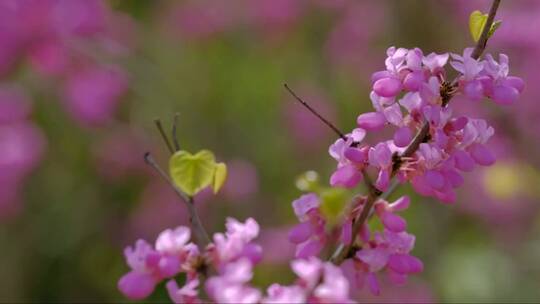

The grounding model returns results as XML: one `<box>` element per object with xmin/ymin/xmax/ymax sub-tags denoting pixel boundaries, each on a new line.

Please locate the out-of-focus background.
<box><xmin>1</xmin><ymin>0</ymin><xmax>539</xmax><ymax>302</ymax></box>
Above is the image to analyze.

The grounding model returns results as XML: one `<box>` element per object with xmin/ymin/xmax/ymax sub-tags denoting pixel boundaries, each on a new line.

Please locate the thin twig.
<box><xmin>172</xmin><ymin>113</ymin><xmax>181</xmax><ymax>152</ymax></box>
<box><xmin>144</xmin><ymin>152</ymin><xmax>211</xmax><ymax>246</ymax></box>
<box><xmin>154</xmin><ymin>119</ymin><xmax>174</xmax><ymax>154</ymax></box>
<box><xmin>330</xmin><ymin>0</ymin><xmax>502</xmax><ymax>264</ymax></box>
<box><xmin>284</xmin><ymin>84</ymin><xmax>347</xmax><ymax>141</ymax></box>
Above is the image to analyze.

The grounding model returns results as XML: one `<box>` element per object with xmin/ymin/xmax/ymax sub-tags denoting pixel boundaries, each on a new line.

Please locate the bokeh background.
<box><xmin>1</xmin><ymin>0</ymin><xmax>539</xmax><ymax>302</ymax></box>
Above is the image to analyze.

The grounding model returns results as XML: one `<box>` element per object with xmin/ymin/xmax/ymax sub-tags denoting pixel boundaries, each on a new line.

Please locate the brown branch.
<box><xmin>144</xmin><ymin>152</ymin><xmax>211</xmax><ymax>246</ymax></box>
<box><xmin>330</xmin><ymin>0</ymin><xmax>501</xmax><ymax>264</ymax></box>
<box><xmin>172</xmin><ymin>113</ymin><xmax>181</xmax><ymax>152</ymax></box>
<box><xmin>284</xmin><ymin>84</ymin><xmax>348</xmax><ymax>141</ymax></box>
<box><xmin>154</xmin><ymin>118</ymin><xmax>174</xmax><ymax>154</ymax></box>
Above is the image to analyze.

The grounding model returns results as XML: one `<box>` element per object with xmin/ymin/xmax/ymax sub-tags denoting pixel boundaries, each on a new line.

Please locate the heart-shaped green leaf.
<box><xmin>469</xmin><ymin>10</ymin><xmax>502</xmax><ymax>42</ymax></box>
<box><xmin>469</xmin><ymin>10</ymin><xmax>487</xmax><ymax>42</ymax></box>
<box><xmin>169</xmin><ymin>150</ymin><xmax>217</xmax><ymax>196</ymax></box>
<box><xmin>212</xmin><ymin>162</ymin><xmax>227</xmax><ymax>194</ymax></box>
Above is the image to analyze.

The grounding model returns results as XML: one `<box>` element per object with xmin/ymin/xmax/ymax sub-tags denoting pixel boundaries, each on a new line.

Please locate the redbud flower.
<box><xmin>262</xmin><ymin>284</ymin><xmax>306</xmax><ymax>303</ymax></box>
<box><xmin>357</xmin><ymin>112</ymin><xmax>386</xmax><ymax>130</ymax></box>
<box><xmin>166</xmin><ymin>279</ymin><xmax>200</xmax><ymax>304</ymax></box>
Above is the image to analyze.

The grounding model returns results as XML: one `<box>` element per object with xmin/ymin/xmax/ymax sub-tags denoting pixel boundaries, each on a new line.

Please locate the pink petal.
<box><xmin>403</xmin><ymin>70</ymin><xmax>425</xmax><ymax>91</ymax></box>
<box><xmin>375</xmin><ymin>169</ymin><xmax>390</xmax><ymax>192</ymax></box>
<box><xmin>380</xmin><ymin>211</ymin><xmax>406</xmax><ymax>233</ymax></box>
<box><xmin>424</xmin><ymin>170</ymin><xmax>445</xmax><ymax>190</ymax></box>
<box><xmin>118</xmin><ymin>271</ymin><xmax>157</xmax><ymax>300</ymax></box>
<box><xmin>366</xmin><ymin>272</ymin><xmax>380</xmax><ymax>296</ymax></box>
<box><xmin>159</xmin><ymin>256</ymin><xmax>181</xmax><ymax>278</ymax></box>
<box><xmin>373</xmin><ymin>77</ymin><xmax>402</xmax><ymax>97</ymax></box>
<box><xmin>453</xmin><ymin>150</ymin><xmax>475</xmax><ymax>172</ymax></box>
<box><xmin>492</xmin><ymin>84</ymin><xmax>519</xmax><ymax>105</ymax></box>
<box><xmin>388</xmin><ymin>196</ymin><xmax>410</xmax><ymax>212</ymax></box>
<box><xmin>387</xmin><ymin>254</ymin><xmax>424</xmax><ymax>274</ymax></box>
<box><xmin>463</xmin><ymin>80</ymin><xmax>484</xmax><ymax>102</ymax></box>
<box><xmin>469</xmin><ymin>143</ymin><xmax>496</xmax><ymax>166</ymax></box>
<box><xmin>330</xmin><ymin>165</ymin><xmax>362</xmax><ymax>188</ymax></box>
<box><xmin>296</xmin><ymin>239</ymin><xmax>323</xmax><ymax>259</ymax></box>
<box><xmin>357</xmin><ymin>112</ymin><xmax>386</xmax><ymax>131</ymax></box>
<box><xmin>288</xmin><ymin>222</ymin><xmax>313</xmax><ymax>244</ymax></box>
<box><xmin>393</xmin><ymin>126</ymin><xmax>412</xmax><ymax>147</ymax></box>
<box><xmin>502</xmin><ymin>76</ymin><xmax>524</xmax><ymax>93</ymax></box>
<box><xmin>344</xmin><ymin>147</ymin><xmax>366</xmax><ymax>164</ymax></box>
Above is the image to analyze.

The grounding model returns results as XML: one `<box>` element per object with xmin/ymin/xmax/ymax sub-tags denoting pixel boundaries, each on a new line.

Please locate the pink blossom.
<box><xmin>262</xmin><ymin>284</ymin><xmax>305</xmax><ymax>304</ymax></box>
<box><xmin>292</xmin><ymin>193</ymin><xmax>320</xmax><ymax>221</ymax></box>
<box><xmin>166</xmin><ymin>279</ymin><xmax>200</xmax><ymax>304</ymax></box>
<box><xmin>330</xmin><ymin>164</ymin><xmax>363</xmax><ymax>188</ymax></box>
<box><xmin>155</xmin><ymin>226</ymin><xmax>191</xmax><ymax>255</ymax></box>
<box><xmin>63</xmin><ymin>65</ymin><xmax>128</xmax><ymax>126</ymax></box>
<box><xmin>357</xmin><ymin>112</ymin><xmax>387</xmax><ymax>130</ymax></box>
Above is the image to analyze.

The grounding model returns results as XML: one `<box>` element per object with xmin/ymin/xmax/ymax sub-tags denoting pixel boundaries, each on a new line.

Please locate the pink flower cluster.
<box><xmin>0</xmin><ymin>0</ymin><xmax>131</xmax><ymax>127</ymax></box>
<box><xmin>119</xmin><ymin>217</ymin><xmax>354</xmax><ymax>303</ymax></box>
<box><xmin>288</xmin><ymin>191</ymin><xmax>422</xmax><ymax>296</ymax></box>
<box><xmin>118</xmin><ymin>43</ymin><xmax>522</xmax><ymax>301</ymax></box>
<box><xmin>328</xmin><ymin>46</ymin><xmax>523</xmax><ymax>202</ymax></box>
<box><xmin>288</xmin><ymin>193</ymin><xmax>328</xmax><ymax>258</ymax></box>
<box><xmin>285</xmin><ymin>46</ymin><xmax>522</xmax><ymax>296</ymax></box>
<box><xmin>0</xmin><ymin>0</ymin><xmax>133</xmax><ymax>220</ymax></box>
<box><xmin>0</xmin><ymin>85</ymin><xmax>45</xmax><ymax>218</ymax></box>
<box><xmin>341</xmin><ymin>196</ymin><xmax>423</xmax><ymax>295</ymax></box>
<box><xmin>451</xmin><ymin>48</ymin><xmax>524</xmax><ymax>105</ymax></box>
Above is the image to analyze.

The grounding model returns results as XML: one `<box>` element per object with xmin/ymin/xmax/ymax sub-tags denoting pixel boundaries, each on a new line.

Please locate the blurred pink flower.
<box><xmin>0</xmin><ymin>85</ymin><xmax>46</xmax><ymax>219</ymax></box>
<box><xmin>63</xmin><ymin>65</ymin><xmax>128</xmax><ymax>127</ymax></box>
<box><xmin>246</xmin><ymin>0</ymin><xmax>305</xmax><ymax>37</ymax></box>
<box><xmin>51</xmin><ymin>0</ymin><xmax>107</xmax><ymax>36</ymax></box>
<box><xmin>28</xmin><ymin>40</ymin><xmax>70</xmax><ymax>76</ymax></box>
<box><xmin>324</xmin><ymin>1</ymin><xmax>387</xmax><ymax>76</ymax></box>
<box><xmin>162</xmin><ymin>0</ymin><xmax>239</xmax><ymax>41</ymax></box>
<box><xmin>0</xmin><ymin>0</ymin><xmax>134</xmax><ymax>127</ymax></box>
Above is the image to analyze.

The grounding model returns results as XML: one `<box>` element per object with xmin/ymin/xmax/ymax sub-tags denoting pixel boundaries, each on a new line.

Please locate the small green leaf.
<box><xmin>169</xmin><ymin>150</ymin><xmax>216</xmax><ymax>196</ymax></box>
<box><xmin>488</xmin><ymin>20</ymin><xmax>502</xmax><ymax>38</ymax></box>
<box><xmin>212</xmin><ymin>162</ymin><xmax>227</xmax><ymax>194</ymax></box>
<box><xmin>469</xmin><ymin>10</ymin><xmax>487</xmax><ymax>42</ymax></box>
<box><xmin>319</xmin><ymin>188</ymin><xmax>350</xmax><ymax>224</ymax></box>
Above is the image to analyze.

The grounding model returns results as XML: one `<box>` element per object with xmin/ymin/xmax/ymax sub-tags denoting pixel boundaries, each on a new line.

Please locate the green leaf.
<box><xmin>169</xmin><ymin>150</ymin><xmax>217</xmax><ymax>196</ymax></box>
<box><xmin>469</xmin><ymin>10</ymin><xmax>487</xmax><ymax>42</ymax></box>
<box><xmin>319</xmin><ymin>188</ymin><xmax>350</xmax><ymax>224</ymax></box>
<box><xmin>488</xmin><ymin>20</ymin><xmax>502</xmax><ymax>38</ymax></box>
<box><xmin>212</xmin><ymin>162</ymin><xmax>227</xmax><ymax>194</ymax></box>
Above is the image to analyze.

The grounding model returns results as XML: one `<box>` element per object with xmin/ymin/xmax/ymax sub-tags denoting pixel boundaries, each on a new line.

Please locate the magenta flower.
<box><xmin>166</xmin><ymin>279</ymin><xmax>200</xmax><ymax>304</ymax></box>
<box><xmin>451</xmin><ymin>49</ymin><xmax>524</xmax><ymax>105</ymax></box>
<box><xmin>206</xmin><ymin>258</ymin><xmax>262</xmax><ymax>304</ymax></box>
<box><xmin>262</xmin><ymin>284</ymin><xmax>305</xmax><ymax>304</ymax></box>
<box><xmin>289</xmin><ymin>193</ymin><xmax>327</xmax><ymax>259</ymax></box>
<box><xmin>330</xmin><ymin>164</ymin><xmax>363</xmax><ymax>188</ymax></box>
<box><xmin>357</xmin><ymin>112</ymin><xmax>387</xmax><ymax>130</ymax></box>
<box><xmin>63</xmin><ymin>65</ymin><xmax>128</xmax><ymax>126</ymax></box>
<box><xmin>450</xmin><ymin>48</ymin><xmax>484</xmax><ymax>81</ymax></box>
<box><xmin>292</xmin><ymin>193</ymin><xmax>320</xmax><ymax>221</ymax></box>
<box><xmin>368</xmin><ymin>142</ymin><xmax>393</xmax><ymax>191</ymax></box>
